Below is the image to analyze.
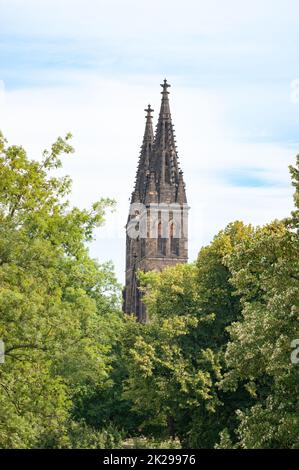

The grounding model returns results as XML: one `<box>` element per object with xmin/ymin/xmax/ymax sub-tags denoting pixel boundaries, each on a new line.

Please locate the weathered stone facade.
<box><xmin>123</xmin><ymin>80</ymin><xmax>188</xmax><ymax>322</ymax></box>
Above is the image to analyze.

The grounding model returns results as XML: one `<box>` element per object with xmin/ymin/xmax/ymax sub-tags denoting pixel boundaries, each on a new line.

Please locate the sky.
<box><xmin>0</xmin><ymin>0</ymin><xmax>299</xmax><ymax>282</ymax></box>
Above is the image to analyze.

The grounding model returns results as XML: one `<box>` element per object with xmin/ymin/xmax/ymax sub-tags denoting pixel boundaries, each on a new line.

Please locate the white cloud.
<box><xmin>0</xmin><ymin>80</ymin><xmax>5</xmax><ymax>107</ymax></box>
<box><xmin>1</xmin><ymin>0</ymin><xmax>298</xmax><ymax>39</ymax></box>
<box><xmin>0</xmin><ymin>73</ymin><xmax>295</xmax><ymax>282</ymax></box>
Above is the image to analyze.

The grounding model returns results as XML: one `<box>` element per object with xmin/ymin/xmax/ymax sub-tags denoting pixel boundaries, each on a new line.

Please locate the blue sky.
<box><xmin>0</xmin><ymin>0</ymin><xmax>298</xmax><ymax>281</ymax></box>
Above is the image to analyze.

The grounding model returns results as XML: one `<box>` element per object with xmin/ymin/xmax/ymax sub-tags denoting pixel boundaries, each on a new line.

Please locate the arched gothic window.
<box><xmin>157</xmin><ymin>222</ymin><xmax>167</xmax><ymax>255</ymax></box>
<box><xmin>170</xmin><ymin>223</ymin><xmax>179</xmax><ymax>255</ymax></box>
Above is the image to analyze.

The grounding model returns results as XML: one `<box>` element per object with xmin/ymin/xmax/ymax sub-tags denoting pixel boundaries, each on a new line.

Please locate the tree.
<box><xmin>122</xmin><ymin>223</ymin><xmax>253</xmax><ymax>447</ymax></box>
<box><xmin>218</xmin><ymin>156</ymin><xmax>299</xmax><ymax>448</ymax></box>
<box><xmin>122</xmin><ymin>157</ymin><xmax>299</xmax><ymax>449</ymax></box>
<box><xmin>0</xmin><ymin>132</ymin><xmax>123</xmax><ymax>448</ymax></box>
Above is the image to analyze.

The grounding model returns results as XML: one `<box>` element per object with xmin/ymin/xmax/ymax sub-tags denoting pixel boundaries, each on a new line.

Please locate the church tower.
<box><xmin>123</xmin><ymin>80</ymin><xmax>188</xmax><ymax>322</ymax></box>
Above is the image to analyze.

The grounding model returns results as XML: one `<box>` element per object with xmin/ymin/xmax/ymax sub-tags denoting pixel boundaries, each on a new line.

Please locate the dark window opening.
<box><xmin>170</xmin><ymin>223</ymin><xmax>179</xmax><ymax>256</ymax></box>
<box><xmin>157</xmin><ymin>222</ymin><xmax>167</xmax><ymax>255</ymax></box>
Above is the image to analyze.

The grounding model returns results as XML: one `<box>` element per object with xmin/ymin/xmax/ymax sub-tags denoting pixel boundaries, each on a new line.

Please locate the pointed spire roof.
<box><xmin>143</xmin><ymin>104</ymin><xmax>154</xmax><ymax>144</ymax></box>
<box><xmin>159</xmin><ymin>78</ymin><xmax>171</xmax><ymax>116</ymax></box>
<box><xmin>132</xmin><ymin>104</ymin><xmax>154</xmax><ymax>203</ymax></box>
<box><xmin>153</xmin><ymin>79</ymin><xmax>176</xmax><ymax>154</ymax></box>
<box><xmin>130</xmin><ymin>80</ymin><xmax>187</xmax><ymax>206</ymax></box>
<box><xmin>151</xmin><ymin>79</ymin><xmax>185</xmax><ymax>203</ymax></box>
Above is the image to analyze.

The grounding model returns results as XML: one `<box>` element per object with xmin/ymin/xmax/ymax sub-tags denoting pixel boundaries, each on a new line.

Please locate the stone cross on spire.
<box><xmin>161</xmin><ymin>78</ymin><xmax>171</xmax><ymax>93</ymax></box>
<box><xmin>145</xmin><ymin>103</ymin><xmax>154</xmax><ymax>114</ymax></box>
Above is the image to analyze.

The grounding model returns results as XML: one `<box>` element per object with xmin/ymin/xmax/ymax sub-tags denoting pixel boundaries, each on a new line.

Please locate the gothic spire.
<box><xmin>132</xmin><ymin>104</ymin><xmax>154</xmax><ymax>203</ymax></box>
<box><xmin>143</xmin><ymin>104</ymin><xmax>154</xmax><ymax>144</ymax></box>
<box><xmin>159</xmin><ymin>78</ymin><xmax>171</xmax><ymax>117</ymax></box>
<box><xmin>153</xmin><ymin>79</ymin><xmax>175</xmax><ymax>153</ymax></box>
<box><xmin>124</xmin><ymin>80</ymin><xmax>188</xmax><ymax>322</ymax></box>
<box><xmin>152</xmin><ymin>79</ymin><xmax>183</xmax><ymax>201</ymax></box>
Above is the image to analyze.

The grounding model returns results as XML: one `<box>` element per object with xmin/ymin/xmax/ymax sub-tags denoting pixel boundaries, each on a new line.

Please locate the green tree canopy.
<box><xmin>218</xmin><ymin>157</ymin><xmax>299</xmax><ymax>448</ymax></box>
<box><xmin>0</xmin><ymin>132</ymin><xmax>123</xmax><ymax>448</ymax></box>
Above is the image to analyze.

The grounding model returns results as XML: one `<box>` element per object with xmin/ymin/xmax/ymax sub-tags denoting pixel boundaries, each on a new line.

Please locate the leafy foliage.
<box><xmin>1</xmin><ymin>130</ymin><xmax>298</xmax><ymax>449</ymax></box>
<box><xmin>217</xmin><ymin>158</ymin><xmax>299</xmax><ymax>448</ymax></box>
<box><xmin>122</xmin><ymin>224</ymin><xmax>254</xmax><ymax>447</ymax></box>
<box><xmin>0</xmin><ymin>132</ymin><xmax>123</xmax><ymax>448</ymax></box>
<box><xmin>121</xmin><ymin>157</ymin><xmax>299</xmax><ymax>449</ymax></box>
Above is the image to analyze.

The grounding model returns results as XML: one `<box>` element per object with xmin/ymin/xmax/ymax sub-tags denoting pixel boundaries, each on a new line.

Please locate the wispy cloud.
<box><xmin>0</xmin><ymin>0</ymin><xmax>298</xmax><ymax>281</ymax></box>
